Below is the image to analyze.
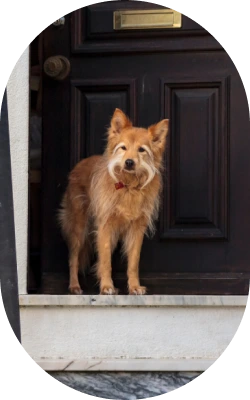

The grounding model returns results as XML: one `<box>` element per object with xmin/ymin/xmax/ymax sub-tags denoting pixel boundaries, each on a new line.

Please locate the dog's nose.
<box><xmin>125</xmin><ymin>159</ymin><xmax>135</xmax><ymax>169</ymax></box>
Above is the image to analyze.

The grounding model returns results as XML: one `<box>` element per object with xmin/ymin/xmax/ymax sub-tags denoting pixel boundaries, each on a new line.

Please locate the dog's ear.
<box><xmin>110</xmin><ymin>108</ymin><xmax>132</xmax><ymax>135</ymax></box>
<box><xmin>149</xmin><ymin>119</ymin><xmax>169</xmax><ymax>150</ymax></box>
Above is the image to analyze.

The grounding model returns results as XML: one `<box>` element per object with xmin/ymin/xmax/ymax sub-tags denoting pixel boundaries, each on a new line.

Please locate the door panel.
<box><xmin>162</xmin><ymin>76</ymin><xmax>229</xmax><ymax>239</ymax></box>
<box><xmin>71</xmin><ymin>79</ymin><xmax>136</xmax><ymax>165</ymax></box>
<box><xmin>71</xmin><ymin>2</ymin><xmax>219</xmax><ymax>54</ymax></box>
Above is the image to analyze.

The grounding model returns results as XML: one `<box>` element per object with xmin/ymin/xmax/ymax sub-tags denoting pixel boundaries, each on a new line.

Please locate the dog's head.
<box><xmin>106</xmin><ymin>108</ymin><xmax>169</xmax><ymax>188</ymax></box>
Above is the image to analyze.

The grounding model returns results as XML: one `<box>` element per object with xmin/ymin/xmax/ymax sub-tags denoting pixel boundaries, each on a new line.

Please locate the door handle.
<box><xmin>43</xmin><ymin>55</ymin><xmax>70</xmax><ymax>81</ymax></box>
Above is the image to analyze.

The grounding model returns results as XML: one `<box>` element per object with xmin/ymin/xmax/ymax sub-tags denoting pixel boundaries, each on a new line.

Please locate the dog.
<box><xmin>59</xmin><ymin>108</ymin><xmax>169</xmax><ymax>295</ymax></box>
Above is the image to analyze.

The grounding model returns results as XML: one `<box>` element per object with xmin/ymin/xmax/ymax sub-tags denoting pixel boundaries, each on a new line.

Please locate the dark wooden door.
<box><xmin>41</xmin><ymin>1</ymin><xmax>250</xmax><ymax>295</ymax></box>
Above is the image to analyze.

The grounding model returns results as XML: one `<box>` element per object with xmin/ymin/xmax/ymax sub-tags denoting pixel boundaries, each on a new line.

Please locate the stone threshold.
<box><xmin>35</xmin><ymin>357</ymin><xmax>215</xmax><ymax>372</ymax></box>
<box><xmin>19</xmin><ymin>294</ymin><xmax>248</xmax><ymax>307</ymax></box>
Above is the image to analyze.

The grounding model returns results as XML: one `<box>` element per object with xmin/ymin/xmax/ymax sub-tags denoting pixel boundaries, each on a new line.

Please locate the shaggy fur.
<box><xmin>59</xmin><ymin>109</ymin><xmax>169</xmax><ymax>295</ymax></box>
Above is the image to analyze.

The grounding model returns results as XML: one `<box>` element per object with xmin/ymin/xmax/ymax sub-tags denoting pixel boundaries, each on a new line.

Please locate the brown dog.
<box><xmin>59</xmin><ymin>109</ymin><xmax>169</xmax><ymax>295</ymax></box>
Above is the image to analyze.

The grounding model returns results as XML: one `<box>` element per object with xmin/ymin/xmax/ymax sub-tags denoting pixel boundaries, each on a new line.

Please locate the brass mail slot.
<box><xmin>114</xmin><ymin>9</ymin><xmax>182</xmax><ymax>30</ymax></box>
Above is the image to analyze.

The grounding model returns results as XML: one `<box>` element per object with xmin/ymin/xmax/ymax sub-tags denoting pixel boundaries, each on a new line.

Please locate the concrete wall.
<box><xmin>7</xmin><ymin>47</ymin><xmax>29</xmax><ymax>295</ymax></box>
<box><xmin>20</xmin><ymin>294</ymin><xmax>246</xmax><ymax>371</ymax></box>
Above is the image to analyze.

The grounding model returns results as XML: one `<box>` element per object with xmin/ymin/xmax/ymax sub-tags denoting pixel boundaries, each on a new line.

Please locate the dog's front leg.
<box><xmin>124</xmin><ymin>225</ymin><xmax>147</xmax><ymax>295</ymax></box>
<box><xmin>97</xmin><ymin>224</ymin><xmax>117</xmax><ymax>295</ymax></box>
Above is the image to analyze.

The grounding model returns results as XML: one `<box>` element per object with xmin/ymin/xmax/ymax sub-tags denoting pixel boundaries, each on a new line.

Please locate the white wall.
<box><xmin>20</xmin><ymin>295</ymin><xmax>246</xmax><ymax>371</ymax></box>
<box><xmin>7</xmin><ymin>48</ymin><xmax>29</xmax><ymax>295</ymax></box>
<box><xmin>21</xmin><ymin>307</ymin><xmax>242</xmax><ymax>360</ymax></box>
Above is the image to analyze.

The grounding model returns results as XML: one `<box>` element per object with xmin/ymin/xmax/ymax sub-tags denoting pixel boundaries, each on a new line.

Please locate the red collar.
<box><xmin>115</xmin><ymin>181</ymin><xmax>125</xmax><ymax>190</ymax></box>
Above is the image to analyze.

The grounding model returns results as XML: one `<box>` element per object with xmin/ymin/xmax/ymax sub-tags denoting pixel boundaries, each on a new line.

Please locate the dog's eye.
<box><xmin>121</xmin><ymin>146</ymin><xmax>126</xmax><ymax>150</ymax></box>
<box><xmin>138</xmin><ymin>147</ymin><xmax>145</xmax><ymax>152</ymax></box>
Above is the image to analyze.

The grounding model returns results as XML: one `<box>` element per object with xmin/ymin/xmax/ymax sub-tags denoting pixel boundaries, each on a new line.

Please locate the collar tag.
<box><xmin>115</xmin><ymin>181</ymin><xmax>125</xmax><ymax>190</ymax></box>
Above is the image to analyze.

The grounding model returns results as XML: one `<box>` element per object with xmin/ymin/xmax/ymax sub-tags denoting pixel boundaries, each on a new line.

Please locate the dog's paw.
<box><xmin>69</xmin><ymin>285</ymin><xmax>83</xmax><ymax>295</ymax></box>
<box><xmin>100</xmin><ymin>286</ymin><xmax>118</xmax><ymax>295</ymax></box>
<box><xmin>129</xmin><ymin>286</ymin><xmax>147</xmax><ymax>295</ymax></box>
